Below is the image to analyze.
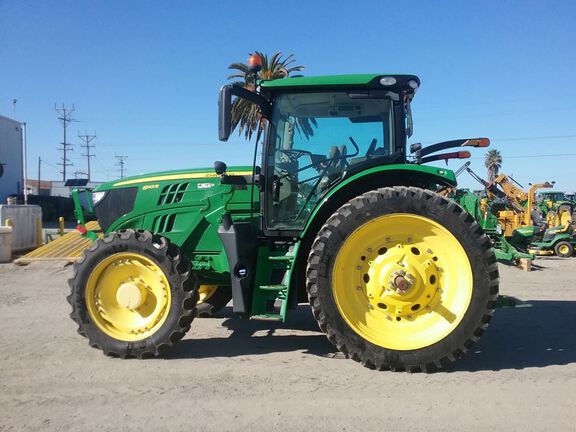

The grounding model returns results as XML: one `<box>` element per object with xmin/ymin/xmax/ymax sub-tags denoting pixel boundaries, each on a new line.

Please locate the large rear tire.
<box><xmin>306</xmin><ymin>186</ymin><xmax>499</xmax><ymax>371</ymax></box>
<box><xmin>68</xmin><ymin>229</ymin><xmax>198</xmax><ymax>358</ymax></box>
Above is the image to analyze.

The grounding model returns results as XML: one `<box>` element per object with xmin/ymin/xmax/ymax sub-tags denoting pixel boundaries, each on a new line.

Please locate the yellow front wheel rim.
<box><xmin>86</xmin><ymin>252</ymin><xmax>171</xmax><ymax>341</ymax></box>
<box><xmin>332</xmin><ymin>214</ymin><xmax>473</xmax><ymax>351</ymax></box>
<box><xmin>558</xmin><ymin>244</ymin><xmax>570</xmax><ymax>255</ymax></box>
<box><xmin>198</xmin><ymin>285</ymin><xmax>219</xmax><ymax>303</ymax></box>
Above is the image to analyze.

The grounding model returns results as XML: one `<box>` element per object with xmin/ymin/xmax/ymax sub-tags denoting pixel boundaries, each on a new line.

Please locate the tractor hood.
<box><xmin>89</xmin><ymin>165</ymin><xmax>253</xmax><ymax>233</ymax></box>
<box><xmin>93</xmin><ymin>166</ymin><xmax>253</xmax><ymax>192</ymax></box>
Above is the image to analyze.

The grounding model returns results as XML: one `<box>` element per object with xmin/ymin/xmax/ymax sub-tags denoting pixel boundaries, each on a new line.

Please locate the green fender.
<box><xmin>301</xmin><ymin>164</ymin><xmax>457</xmax><ymax>237</ymax></box>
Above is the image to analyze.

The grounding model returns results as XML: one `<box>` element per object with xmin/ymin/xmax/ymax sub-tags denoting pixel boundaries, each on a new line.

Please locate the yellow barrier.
<box><xmin>16</xmin><ymin>221</ymin><xmax>101</xmax><ymax>263</ymax></box>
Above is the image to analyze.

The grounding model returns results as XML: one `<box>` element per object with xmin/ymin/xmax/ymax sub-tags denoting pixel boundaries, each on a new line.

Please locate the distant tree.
<box><xmin>485</xmin><ymin>149</ymin><xmax>502</xmax><ymax>181</ymax></box>
<box><xmin>227</xmin><ymin>52</ymin><xmax>314</xmax><ymax>141</ymax></box>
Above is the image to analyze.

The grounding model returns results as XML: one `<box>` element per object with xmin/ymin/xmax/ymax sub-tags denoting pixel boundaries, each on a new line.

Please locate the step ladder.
<box><xmin>251</xmin><ymin>244</ymin><xmax>300</xmax><ymax>322</ymax></box>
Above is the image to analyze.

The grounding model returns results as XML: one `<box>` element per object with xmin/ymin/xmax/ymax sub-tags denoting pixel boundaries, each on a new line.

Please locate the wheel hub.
<box><xmin>365</xmin><ymin>243</ymin><xmax>441</xmax><ymax>320</ymax></box>
<box><xmin>389</xmin><ymin>269</ymin><xmax>415</xmax><ymax>294</ymax></box>
<box><xmin>116</xmin><ymin>281</ymin><xmax>147</xmax><ymax>310</ymax></box>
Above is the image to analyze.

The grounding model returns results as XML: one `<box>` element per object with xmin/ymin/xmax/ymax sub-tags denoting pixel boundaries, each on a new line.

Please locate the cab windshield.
<box><xmin>266</xmin><ymin>92</ymin><xmax>396</xmax><ymax>230</ymax></box>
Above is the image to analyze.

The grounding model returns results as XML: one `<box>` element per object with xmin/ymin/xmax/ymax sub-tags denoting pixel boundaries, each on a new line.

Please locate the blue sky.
<box><xmin>1</xmin><ymin>0</ymin><xmax>575</xmax><ymax>191</ymax></box>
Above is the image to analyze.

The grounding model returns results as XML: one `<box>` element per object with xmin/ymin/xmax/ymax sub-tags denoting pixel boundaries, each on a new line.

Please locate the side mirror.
<box><xmin>218</xmin><ymin>85</ymin><xmax>232</xmax><ymax>141</ymax></box>
<box><xmin>405</xmin><ymin>101</ymin><xmax>414</xmax><ymax>138</ymax></box>
<box><xmin>214</xmin><ymin>161</ymin><xmax>227</xmax><ymax>175</ymax></box>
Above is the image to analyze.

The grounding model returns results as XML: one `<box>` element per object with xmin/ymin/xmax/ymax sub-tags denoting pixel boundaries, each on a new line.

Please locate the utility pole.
<box><xmin>115</xmin><ymin>154</ymin><xmax>128</xmax><ymax>179</ymax></box>
<box><xmin>37</xmin><ymin>157</ymin><xmax>41</xmax><ymax>194</ymax></box>
<box><xmin>55</xmin><ymin>103</ymin><xmax>76</xmax><ymax>182</ymax></box>
<box><xmin>78</xmin><ymin>131</ymin><xmax>96</xmax><ymax>181</ymax></box>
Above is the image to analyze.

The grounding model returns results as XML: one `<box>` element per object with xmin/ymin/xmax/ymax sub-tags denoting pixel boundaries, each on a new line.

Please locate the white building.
<box><xmin>0</xmin><ymin>115</ymin><xmax>24</xmax><ymax>204</ymax></box>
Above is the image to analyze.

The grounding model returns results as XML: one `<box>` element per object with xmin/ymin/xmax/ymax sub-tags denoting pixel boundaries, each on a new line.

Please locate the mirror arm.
<box><xmin>230</xmin><ymin>84</ymin><xmax>272</xmax><ymax>118</ymax></box>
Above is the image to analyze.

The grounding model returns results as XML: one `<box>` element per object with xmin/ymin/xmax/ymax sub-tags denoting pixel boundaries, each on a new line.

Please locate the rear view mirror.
<box><xmin>405</xmin><ymin>101</ymin><xmax>413</xmax><ymax>138</ymax></box>
<box><xmin>219</xmin><ymin>85</ymin><xmax>232</xmax><ymax>141</ymax></box>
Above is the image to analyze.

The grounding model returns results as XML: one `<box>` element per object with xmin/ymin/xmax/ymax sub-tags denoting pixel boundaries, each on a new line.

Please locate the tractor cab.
<box><xmin>262</xmin><ymin>84</ymin><xmax>403</xmax><ymax>230</ymax></box>
<box><xmin>219</xmin><ymin>74</ymin><xmax>486</xmax><ymax>234</ymax></box>
<box><xmin>219</xmin><ymin>74</ymin><xmax>419</xmax><ymax>231</ymax></box>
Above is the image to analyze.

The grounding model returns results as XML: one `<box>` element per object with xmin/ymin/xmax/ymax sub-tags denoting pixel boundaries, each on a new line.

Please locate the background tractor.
<box><xmin>537</xmin><ymin>191</ymin><xmax>575</xmax><ymax>229</ymax></box>
<box><xmin>463</xmin><ymin>167</ymin><xmax>576</xmax><ymax>258</ymax></box>
<box><xmin>68</xmin><ymin>71</ymin><xmax>498</xmax><ymax>372</ymax></box>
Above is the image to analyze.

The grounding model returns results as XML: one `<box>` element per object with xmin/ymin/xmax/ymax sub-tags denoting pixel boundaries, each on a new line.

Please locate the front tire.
<box><xmin>306</xmin><ymin>186</ymin><xmax>499</xmax><ymax>371</ymax></box>
<box><xmin>554</xmin><ymin>241</ymin><xmax>573</xmax><ymax>258</ymax></box>
<box><xmin>67</xmin><ymin>229</ymin><xmax>199</xmax><ymax>358</ymax></box>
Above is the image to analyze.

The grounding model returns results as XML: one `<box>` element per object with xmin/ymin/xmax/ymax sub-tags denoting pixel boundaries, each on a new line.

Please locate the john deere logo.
<box><xmin>142</xmin><ymin>184</ymin><xmax>159</xmax><ymax>190</ymax></box>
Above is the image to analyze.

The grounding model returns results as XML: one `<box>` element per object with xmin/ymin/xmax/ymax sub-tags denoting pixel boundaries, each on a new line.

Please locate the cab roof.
<box><xmin>260</xmin><ymin>74</ymin><xmax>420</xmax><ymax>92</ymax></box>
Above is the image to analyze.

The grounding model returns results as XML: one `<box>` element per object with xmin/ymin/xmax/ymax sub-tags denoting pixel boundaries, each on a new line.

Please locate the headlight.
<box><xmin>92</xmin><ymin>191</ymin><xmax>107</xmax><ymax>206</ymax></box>
<box><xmin>379</xmin><ymin>76</ymin><xmax>397</xmax><ymax>86</ymax></box>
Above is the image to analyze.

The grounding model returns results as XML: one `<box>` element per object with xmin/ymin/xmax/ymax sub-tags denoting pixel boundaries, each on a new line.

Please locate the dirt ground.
<box><xmin>1</xmin><ymin>258</ymin><xmax>575</xmax><ymax>432</ymax></box>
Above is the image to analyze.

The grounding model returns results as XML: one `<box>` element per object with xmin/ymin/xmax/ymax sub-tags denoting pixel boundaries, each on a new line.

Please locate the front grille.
<box><xmin>94</xmin><ymin>187</ymin><xmax>138</xmax><ymax>231</ymax></box>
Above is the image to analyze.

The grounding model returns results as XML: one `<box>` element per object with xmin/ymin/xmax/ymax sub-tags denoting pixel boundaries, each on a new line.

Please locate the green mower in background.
<box><xmin>68</xmin><ymin>71</ymin><xmax>499</xmax><ymax>372</ymax></box>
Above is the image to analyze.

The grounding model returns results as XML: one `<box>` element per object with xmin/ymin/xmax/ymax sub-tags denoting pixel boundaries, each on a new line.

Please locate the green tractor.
<box><xmin>537</xmin><ymin>191</ymin><xmax>575</xmax><ymax>228</ymax></box>
<box><xmin>68</xmin><ymin>73</ymin><xmax>499</xmax><ymax>371</ymax></box>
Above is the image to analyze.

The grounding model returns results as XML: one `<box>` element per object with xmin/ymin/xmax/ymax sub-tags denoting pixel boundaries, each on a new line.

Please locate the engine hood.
<box><xmin>93</xmin><ymin>166</ymin><xmax>253</xmax><ymax>192</ymax></box>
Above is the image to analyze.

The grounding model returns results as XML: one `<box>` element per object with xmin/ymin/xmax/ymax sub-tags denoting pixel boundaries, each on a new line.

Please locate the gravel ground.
<box><xmin>1</xmin><ymin>258</ymin><xmax>575</xmax><ymax>431</ymax></box>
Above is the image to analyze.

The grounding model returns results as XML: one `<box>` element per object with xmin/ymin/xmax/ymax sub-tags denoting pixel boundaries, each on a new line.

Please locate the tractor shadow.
<box><xmin>448</xmin><ymin>300</ymin><xmax>576</xmax><ymax>372</ymax></box>
<box><xmin>167</xmin><ymin>301</ymin><xmax>576</xmax><ymax>372</ymax></box>
<box><xmin>166</xmin><ymin>305</ymin><xmax>336</xmax><ymax>360</ymax></box>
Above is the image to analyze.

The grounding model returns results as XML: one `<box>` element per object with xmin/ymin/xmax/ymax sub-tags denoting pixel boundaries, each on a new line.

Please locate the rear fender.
<box><xmin>301</xmin><ymin>164</ymin><xmax>456</xmax><ymax>237</ymax></box>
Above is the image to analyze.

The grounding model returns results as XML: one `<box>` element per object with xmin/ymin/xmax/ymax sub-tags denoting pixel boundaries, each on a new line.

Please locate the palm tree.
<box><xmin>227</xmin><ymin>51</ymin><xmax>309</xmax><ymax>141</ymax></box>
<box><xmin>485</xmin><ymin>149</ymin><xmax>502</xmax><ymax>181</ymax></box>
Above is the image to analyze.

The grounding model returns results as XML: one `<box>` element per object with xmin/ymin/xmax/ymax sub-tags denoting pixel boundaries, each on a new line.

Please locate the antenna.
<box><xmin>114</xmin><ymin>154</ymin><xmax>128</xmax><ymax>179</ymax></box>
<box><xmin>78</xmin><ymin>131</ymin><xmax>96</xmax><ymax>181</ymax></box>
<box><xmin>55</xmin><ymin>103</ymin><xmax>77</xmax><ymax>181</ymax></box>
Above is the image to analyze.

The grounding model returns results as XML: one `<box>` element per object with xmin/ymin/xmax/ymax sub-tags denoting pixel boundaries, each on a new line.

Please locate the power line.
<box><xmin>78</xmin><ymin>131</ymin><xmax>97</xmax><ymax>181</ymax></box>
<box><xmin>55</xmin><ymin>103</ymin><xmax>77</xmax><ymax>181</ymax></box>
<box><xmin>114</xmin><ymin>154</ymin><xmax>128</xmax><ymax>179</ymax></box>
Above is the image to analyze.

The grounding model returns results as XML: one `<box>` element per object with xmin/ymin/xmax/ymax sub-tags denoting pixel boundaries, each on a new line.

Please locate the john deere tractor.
<box><xmin>68</xmin><ymin>72</ymin><xmax>499</xmax><ymax>371</ymax></box>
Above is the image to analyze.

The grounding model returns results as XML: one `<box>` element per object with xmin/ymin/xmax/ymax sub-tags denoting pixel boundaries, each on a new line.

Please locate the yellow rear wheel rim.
<box><xmin>332</xmin><ymin>214</ymin><xmax>473</xmax><ymax>351</ymax></box>
<box><xmin>198</xmin><ymin>285</ymin><xmax>218</xmax><ymax>303</ymax></box>
<box><xmin>558</xmin><ymin>244</ymin><xmax>570</xmax><ymax>255</ymax></box>
<box><xmin>86</xmin><ymin>252</ymin><xmax>171</xmax><ymax>341</ymax></box>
